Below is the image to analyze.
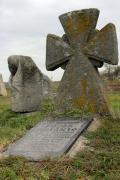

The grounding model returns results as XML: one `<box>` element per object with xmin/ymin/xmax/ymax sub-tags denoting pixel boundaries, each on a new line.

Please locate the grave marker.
<box><xmin>6</xmin><ymin>117</ymin><xmax>93</xmax><ymax>161</ymax></box>
<box><xmin>46</xmin><ymin>8</ymin><xmax>119</xmax><ymax>115</ymax></box>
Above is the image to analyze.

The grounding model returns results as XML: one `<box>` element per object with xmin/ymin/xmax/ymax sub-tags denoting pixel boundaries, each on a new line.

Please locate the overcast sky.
<box><xmin>0</xmin><ymin>0</ymin><xmax>120</xmax><ymax>81</ymax></box>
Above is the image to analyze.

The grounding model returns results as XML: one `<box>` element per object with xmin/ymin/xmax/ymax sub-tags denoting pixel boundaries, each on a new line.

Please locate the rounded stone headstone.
<box><xmin>8</xmin><ymin>55</ymin><xmax>50</xmax><ymax>113</ymax></box>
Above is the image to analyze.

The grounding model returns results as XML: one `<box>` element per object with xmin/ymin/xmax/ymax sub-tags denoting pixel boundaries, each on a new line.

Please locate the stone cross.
<box><xmin>46</xmin><ymin>9</ymin><xmax>119</xmax><ymax>115</ymax></box>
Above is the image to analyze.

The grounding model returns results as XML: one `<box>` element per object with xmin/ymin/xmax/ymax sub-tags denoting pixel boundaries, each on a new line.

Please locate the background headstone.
<box><xmin>42</xmin><ymin>74</ymin><xmax>52</xmax><ymax>99</ymax></box>
<box><xmin>0</xmin><ymin>74</ymin><xmax>7</xmax><ymax>96</ymax></box>
<box><xmin>8</xmin><ymin>55</ymin><xmax>50</xmax><ymax>113</ymax></box>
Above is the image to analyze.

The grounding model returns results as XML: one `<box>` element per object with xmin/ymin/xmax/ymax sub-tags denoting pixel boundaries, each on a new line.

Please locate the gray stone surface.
<box><xmin>46</xmin><ymin>9</ymin><xmax>103</xmax><ymax>72</ymax></box>
<box><xmin>6</xmin><ymin>117</ymin><xmax>93</xmax><ymax>161</ymax></box>
<box><xmin>46</xmin><ymin>9</ymin><xmax>119</xmax><ymax>115</ymax></box>
<box><xmin>59</xmin><ymin>9</ymin><xmax>99</xmax><ymax>48</ymax></box>
<box><xmin>56</xmin><ymin>52</ymin><xmax>111</xmax><ymax>115</ymax></box>
<box><xmin>8</xmin><ymin>55</ymin><xmax>50</xmax><ymax>113</ymax></box>
<box><xmin>61</xmin><ymin>34</ymin><xmax>103</xmax><ymax>69</ymax></box>
<box><xmin>46</xmin><ymin>8</ymin><xmax>118</xmax><ymax>115</ymax></box>
<box><xmin>0</xmin><ymin>74</ymin><xmax>7</xmax><ymax>96</ymax></box>
<box><xmin>46</xmin><ymin>34</ymin><xmax>73</xmax><ymax>71</ymax></box>
<box><xmin>46</xmin><ymin>23</ymin><xmax>103</xmax><ymax>70</ymax></box>
<box><xmin>84</xmin><ymin>23</ymin><xmax>119</xmax><ymax>65</ymax></box>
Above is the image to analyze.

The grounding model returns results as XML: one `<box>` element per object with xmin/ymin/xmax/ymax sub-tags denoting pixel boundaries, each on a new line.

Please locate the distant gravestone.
<box><xmin>46</xmin><ymin>8</ymin><xmax>119</xmax><ymax>115</ymax></box>
<box><xmin>6</xmin><ymin>117</ymin><xmax>93</xmax><ymax>161</ymax></box>
<box><xmin>8</xmin><ymin>55</ymin><xmax>50</xmax><ymax>113</ymax></box>
<box><xmin>42</xmin><ymin>74</ymin><xmax>52</xmax><ymax>99</ymax></box>
<box><xmin>0</xmin><ymin>74</ymin><xmax>7</xmax><ymax>96</ymax></box>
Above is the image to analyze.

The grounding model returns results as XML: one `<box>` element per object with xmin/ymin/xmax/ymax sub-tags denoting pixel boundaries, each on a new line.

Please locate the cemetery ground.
<box><xmin>0</xmin><ymin>82</ymin><xmax>120</xmax><ymax>180</ymax></box>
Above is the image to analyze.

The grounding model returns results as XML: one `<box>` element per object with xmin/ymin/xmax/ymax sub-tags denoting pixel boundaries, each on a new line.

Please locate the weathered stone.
<box><xmin>60</xmin><ymin>60</ymin><xmax>69</xmax><ymax>70</ymax></box>
<box><xmin>8</xmin><ymin>55</ymin><xmax>49</xmax><ymax>113</ymax></box>
<box><xmin>57</xmin><ymin>10</ymin><xmax>110</xmax><ymax>114</ymax></box>
<box><xmin>46</xmin><ymin>9</ymin><xmax>119</xmax><ymax>115</ymax></box>
<box><xmin>47</xmin><ymin>34</ymin><xmax>103</xmax><ymax>71</ymax></box>
<box><xmin>0</xmin><ymin>74</ymin><xmax>7</xmax><ymax>96</ymax></box>
<box><xmin>87</xmin><ymin>29</ymin><xmax>104</xmax><ymax>68</ymax></box>
<box><xmin>46</xmin><ymin>34</ymin><xmax>73</xmax><ymax>71</ymax></box>
<box><xmin>46</xmin><ymin>9</ymin><xmax>100</xmax><ymax>71</ymax></box>
<box><xmin>60</xmin><ymin>34</ymin><xmax>71</xmax><ymax>70</ymax></box>
<box><xmin>88</xmin><ymin>29</ymin><xmax>99</xmax><ymax>41</ymax></box>
<box><xmin>6</xmin><ymin>117</ymin><xmax>93</xmax><ymax>161</ymax></box>
<box><xmin>56</xmin><ymin>52</ymin><xmax>111</xmax><ymax>115</ymax></box>
<box><xmin>89</xmin><ymin>58</ymin><xmax>103</xmax><ymax>68</ymax></box>
<box><xmin>59</xmin><ymin>8</ymin><xmax>99</xmax><ymax>48</ymax></box>
<box><xmin>61</xmin><ymin>33</ymin><xmax>103</xmax><ymax>69</ymax></box>
<box><xmin>62</xmin><ymin>34</ymin><xmax>70</xmax><ymax>45</ymax></box>
<box><xmin>84</xmin><ymin>23</ymin><xmax>119</xmax><ymax>65</ymax></box>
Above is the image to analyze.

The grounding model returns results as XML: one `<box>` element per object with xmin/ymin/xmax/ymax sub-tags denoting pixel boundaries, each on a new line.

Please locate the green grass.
<box><xmin>107</xmin><ymin>93</ymin><xmax>120</xmax><ymax>118</ymax></box>
<box><xmin>0</xmin><ymin>95</ymin><xmax>54</xmax><ymax>149</ymax></box>
<box><xmin>0</xmin><ymin>91</ymin><xmax>120</xmax><ymax>179</ymax></box>
<box><xmin>0</xmin><ymin>117</ymin><xmax>120</xmax><ymax>179</ymax></box>
<box><xmin>108</xmin><ymin>92</ymin><xmax>120</xmax><ymax>110</ymax></box>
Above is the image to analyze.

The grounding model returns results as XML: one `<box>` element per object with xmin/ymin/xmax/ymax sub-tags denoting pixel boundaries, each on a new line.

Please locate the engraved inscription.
<box><xmin>7</xmin><ymin>117</ymin><xmax>92</xmax><ymax>160</ymax></box>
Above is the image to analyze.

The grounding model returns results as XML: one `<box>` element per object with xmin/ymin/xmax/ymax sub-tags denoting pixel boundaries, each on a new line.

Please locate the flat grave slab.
<box><xmin>6</xmin><ymin>117</ymin><xmax>93</xmax><ymax>161</ymax></box>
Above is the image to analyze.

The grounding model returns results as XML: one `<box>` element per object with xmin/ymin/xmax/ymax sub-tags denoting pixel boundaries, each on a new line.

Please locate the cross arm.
<box><xmin>46</xmin><ymin>34</ymin><xmax>73</xmax><ymax>71</ymax></box>
<box><xmin>83</xmin><ymin>23</ymin><xmax>119</xmax><ymax>65</ymax></box>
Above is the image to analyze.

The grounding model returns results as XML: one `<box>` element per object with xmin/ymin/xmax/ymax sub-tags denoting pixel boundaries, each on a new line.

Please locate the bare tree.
<box><xmin>102</xmin><ymin>64</ymin><xmax>120</xmax><ymax>80</ymax></box>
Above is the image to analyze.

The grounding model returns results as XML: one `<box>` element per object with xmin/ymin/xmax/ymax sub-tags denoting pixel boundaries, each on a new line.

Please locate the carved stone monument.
<box><xmin>46</xmin><ymin>8</ymin><xmax>119</xmax><ymax>115</ymax></box>
<box><xmin>6</xmin><ymin>117</ymin><xmax>93</xmax><ymax>160</ymax></box>
<box><xmin>8</xmin><ymin>55</ymin><xmax>50</xmax><ymax>113</ymax></box>
<box><xmin>0</xmin><ymin>74</ymin><xmax>7</xmax><ymax>96</ymax></box>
